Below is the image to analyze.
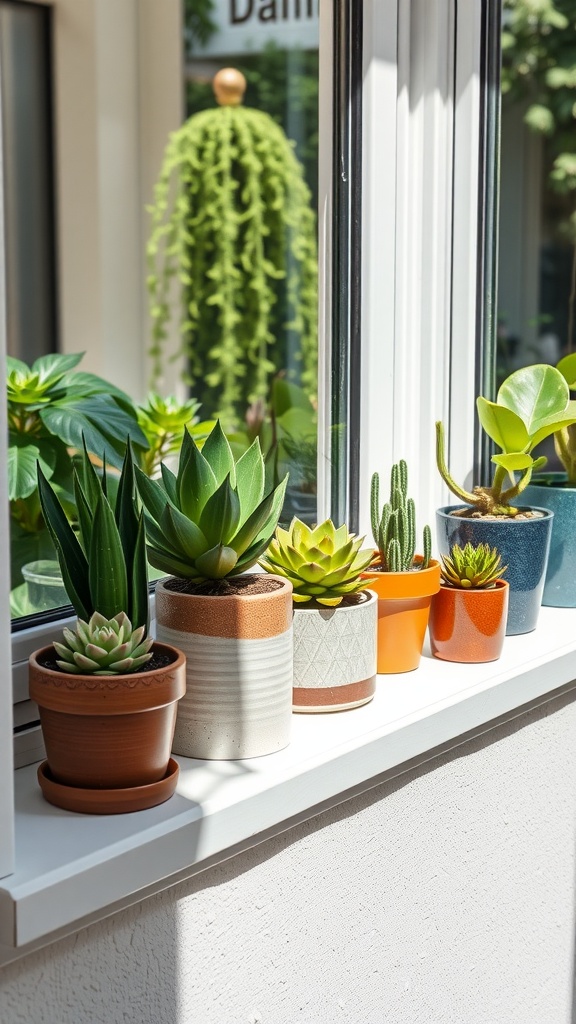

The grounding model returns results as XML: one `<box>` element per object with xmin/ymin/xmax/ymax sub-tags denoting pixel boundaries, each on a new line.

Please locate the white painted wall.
<box><xmin>1</xmin><ymin>690</ymin><xmax>575</xmax><ymax>1023</ymax></box>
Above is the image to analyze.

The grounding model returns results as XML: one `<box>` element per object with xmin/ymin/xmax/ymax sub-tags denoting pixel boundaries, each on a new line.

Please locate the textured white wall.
<box><xmin>1</xmin><ymin>691</ymin><xmax>576</xmax><ymax>1024</ymax></box>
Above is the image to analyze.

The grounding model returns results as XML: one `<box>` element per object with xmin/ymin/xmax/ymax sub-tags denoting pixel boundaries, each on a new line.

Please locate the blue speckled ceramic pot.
<box><xmin>522</xmin><ymin>475</ymin><xmax>576</xmax><ymax>607</ymax></box>
<box><xmin>436</xmin><ymin>505</ymin><xmax>553</xmax><ymax>635</ymax></box>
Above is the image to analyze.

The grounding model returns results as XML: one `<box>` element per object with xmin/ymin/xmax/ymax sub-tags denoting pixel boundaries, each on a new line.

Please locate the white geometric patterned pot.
<box><xmin>292</xmin><ymin>590</ymin><xmax>378</xmax><ymax>712</ymax></box>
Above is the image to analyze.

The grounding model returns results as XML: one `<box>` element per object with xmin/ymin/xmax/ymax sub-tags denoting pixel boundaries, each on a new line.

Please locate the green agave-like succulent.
<box><xmin>53</xmin><ymin>612</ymin><xmax>153</xmax><ymax>675</ymax></box>
<box><xmin>260</xmin><ymin>518</ymin><xmax>375</xmax><ymax>606</ymax></box>
<box><xmin>135</xmin><ymin>420</ymin><xmax>288</xmax><ymax>581</ymax></box>
<box><xmin>440</xmin><ymin>543</ymin><xmax>507</xmax><ymax>590</ymax></box>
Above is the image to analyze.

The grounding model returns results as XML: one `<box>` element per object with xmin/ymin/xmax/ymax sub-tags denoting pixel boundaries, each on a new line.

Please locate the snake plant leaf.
<box><xmin>200</xmin><ymin>420</ymin><xmax>236</xmax><ymax>488</ymax></box>
<box><xmin>476</xmin><ymin>398</ymin><xmax>530</xmax><ymax>454</ymax></box>
<box><xmin>195</xmin><ymin>544</ymin><xmax>239</xmax><ymax>578</ymax></box>
<box><xmin>235</xmin><ymin>439</ymin><xmax>265</xmax><ymax>520</ymax></box>
<box><xmin>114</xmin><ymin>443</ymin><xmax>139</xmax><ymax>561</ymax></box>
<box><xmin>89</xmin><ymin>494</ymin><xmax>129</xmax><ymax>621</ymax></box>
<box><xmin>73</xmin><ymin>474</ymin><xmax>93</xmax><ymax>557</ymax></box>
<box><xmin>130</xmin><ymin>514</ymin><xmax>150</xmax><ymax>635</ymax></box>
<box><xmin>199</xmin><ymin>474</ymin><xmax>241</xmax><ymax>547</ymax></box>
<box><xmin>159</xmin><ymin>504</ymin><xmax>208</xmax><ymax>561</ymax></box>
<box><xmin>496</xmin><ymin>363</ymin><xmax>570</xmax><ymax>435</ymax></box>
<box><xmin>37</xmin><ymin>465</ymin><xmax>92</xmax><ymax>620</ymax></box>
<box><xmin>557</xmin><ymin>353</ymin><xmax>576</xmax><ymax>389</ymax></box>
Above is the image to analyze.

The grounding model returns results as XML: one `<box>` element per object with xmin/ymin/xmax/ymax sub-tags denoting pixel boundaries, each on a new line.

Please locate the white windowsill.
<box><xmin>2</xmin><ymin>604</ymin><xmax>576</xmax><ymax>963</ymax></box>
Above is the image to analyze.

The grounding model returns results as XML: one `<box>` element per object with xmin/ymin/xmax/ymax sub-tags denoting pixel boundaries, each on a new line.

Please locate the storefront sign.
<box><xmin>196</xmin><ymin>0</ymin><xmax>319</xmax><ymax>56</ymax></box>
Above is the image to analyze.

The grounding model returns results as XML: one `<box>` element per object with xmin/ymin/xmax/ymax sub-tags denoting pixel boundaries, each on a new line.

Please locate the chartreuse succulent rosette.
<box><xmin>259</xmin><ymin>518</ymin><xmax>375</xmax><ymax>607</ymax></box>
<box><xmin>37</xmin><ymin>440</ymin><xmax>153</xmax><ymax>676</ymax></box>
<box><xmin>440</xmin><ymin>543</ymin><xmax>507</xmax><ymax>590</ymax></box>
<box><xmin>135</xmin><ymin>420</ymin><xmax>288</xmax><ymax>581</ymax></box>
<box><xmin>54</xmin><ymin>612</ymin><xmax>153</xmax><ymax>675</ymax></box>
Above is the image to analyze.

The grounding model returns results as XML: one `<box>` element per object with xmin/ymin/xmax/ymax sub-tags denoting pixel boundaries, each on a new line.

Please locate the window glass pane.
<box><xmin>7</xmin><ymin>1</ymin><xmax>320</xmax><ymax>624</ymax></box>
<box><xmin>498</xmin><ymin>0</ymin><xmax>575</xmax><ymax>399</ymax></box>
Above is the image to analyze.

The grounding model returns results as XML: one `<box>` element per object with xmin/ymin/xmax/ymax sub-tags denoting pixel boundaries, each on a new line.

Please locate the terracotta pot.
<box><xmin>361</xmin><ymin>558</ymin><xmax>441</xmax><ymax>673</ymax></box>
<box><xmin>155</xmin><ymin>575</ymin><xmax>293</xmax><ymax>760</ymax></box>
<box><xmin>429</xmin><ymin>580</ymin><xmax>509</xmax><ymax>663</ymax></box>
<box><xmin>29</xmin><ymin>642</ymin><xmax>186</xmax><ymax>794</ymax></box>
<box><xmin>292</xmin><ymin>590</ymin><xmax>378</xmax><ymax>712</ymax></box>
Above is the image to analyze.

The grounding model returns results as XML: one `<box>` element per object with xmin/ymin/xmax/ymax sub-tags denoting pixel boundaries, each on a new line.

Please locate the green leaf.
<box><xmin>231</xmin><ymin>475</ymin><xmax>288</xmax><ymax>558</ymax></box>
<box><xmin>530</xmin><ymin>400</ymin><xmax>576</xmax><ymax>449</ymax></box>
<box><xmin>130</xmin><ymin>514</ymin><xmax>149</xmax><ymax>633</ymax></box>
<box><xmin>135</xmin><ymin>467</ymin><xmax>173</xmax><ymax>523</ymax></box>
<box><xmin>491</xmin><ymin>453</ymin><xmax>534</xmax><ymax>472</ymax></box>
<box><xmin>557</xmin><ymin>353</ymin><xmax>576</xmax><ymax>389</ymax></box>
<box><xmin>160</xmin><ymin>464</ymin><xmax>179</xmax><ymax>505</ymax></box>
<box><xmin>200</xmin><ymin>420</ymin><xmax>236</xmax><ymax>487</ymax></box>
<box><xmin>89</xmin><ymin>494</ymin><xmax>128</xmax><ymax>618</ymax></box>
<box><xmin>73</xmin><ymin>472</ymin><xmax>93</xmax><ymax>555</ymax></box>
<box><xmin>177</xmin><ymin>432</ymin><xmax>218</xmax><ymax>521</ymax></box>
<box><xmin>159</xmin><ymin>503</ymin><xmax>208</xmax><ymax>561</ymax></box>
<box><xmin>195</xmin><ymin>544</ymin><xmax>239</xmax><ymax>579</ymax></box>
<box><xmin>8</xmin><ymin>439</ymin><xmax>44</xmax><ymax>501</ymax></box>
<box><xmin>41</xmin><ymin>396</ymin><xmax>148</xmax><ymax>466</ymax></box>
<box><xmin>37</xmin><ymin>466</ymin><xmax>92</xmax><ymax>619</ymax></box>
<box><xmin>199</xmin><ymin>474</ymin><xmax>241</xmax><ymax>547</ymax></box>
<box><xmin>147</xmin><ymin>547</ymin><xmax>202</xmax><ymax>580</ymax></box>
<box><xmin>234</xmin><ymin>439</ymin><xmax>265</xmax><ymax>521</ymax></box>
<box><xmin>496</xmin><ymin>364</ymin><xmax>570</xmax><ymax>436</ymax></box>
<box><xmin>476</xmin><ymin>398</ymin><xmax>529</xmax><ymax>453</ymax></box>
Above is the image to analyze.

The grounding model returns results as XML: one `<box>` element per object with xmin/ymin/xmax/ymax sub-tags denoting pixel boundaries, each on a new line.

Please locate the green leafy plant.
<box><xmin>147</xmin><ymin>93</ymin><xmax>317</xmax><ymax>426</ymax></box>
<box><xmin>436</xmin><ymin>363</ymin><xmax>576</xmax><ymax>515</ymax></box>
<box><xmin>371</xmin><ymin>460</ymin><xmax>432</xmax><ymax>572</ymax></box>
<box><xmin>135</xmin><ymin>420</ymin><xmax>288</xmax><ymax>581</ymax></box>
<box><xmin>8</xmin><ymin>352</ymin><xmax>148</xmax><ymax>588</ymax></box>
<box><xmin>137</xmin><ymin>392</ymin><xmax>215</xmax><ymax>477</ymax></box>
<box><xmin>259</xmin><ymin>518</ymin><xmax>374</xmax><ymax>607</ymax></box>
<box><xmin>440</xmin><ymin>543</ymin><xmax>507</xmax><ymax>590</ymax></box>
<box><xmin>552</xmin><ymin>353</ymin><xmax>576</xmax><ymax>481</ymax></box>
<box><xmin>53</xmin><ymin>611</ymin><xmax>153</xmax><ymax>676</ymax></box>
<box><xmin>37</xmin><ymin>440</ymin><xmax>149</xmax><ymax>634</ymax></box>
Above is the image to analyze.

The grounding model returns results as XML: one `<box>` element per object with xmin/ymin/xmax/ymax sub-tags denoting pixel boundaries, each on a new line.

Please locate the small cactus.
<box><xmin>370</xmin><ymin>460</ymin><xmax>431</xmax><ymax>572</ymax></box>
<box><xmin>53</xmin><ymin>612</ymin><xmax>154</xmax><ymax>675</ymax></box>
<box><xmin>260</xmin><ymin>518</ymin><xmax>375</xmax><ymax>606</ymax></box>
<box><xmin>440</xmin><ymin>542</ymin><xmax>506</xmax><ymax>590</ymax></box>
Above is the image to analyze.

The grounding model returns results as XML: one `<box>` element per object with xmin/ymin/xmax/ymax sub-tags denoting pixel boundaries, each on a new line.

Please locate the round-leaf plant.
<box><xmin>259</xmin><ymin>518</ymin><xmax>375</xmax><ymax>607</ymax></box>
<box><xmin>436</xmin><ymin>363</ymin><xmax>576</xmax><ymax>515</ymax></box>
<box><xmin>135</xmin><ymin>420</ymin><xmax>288</xmax><ymax>581</ymax></box>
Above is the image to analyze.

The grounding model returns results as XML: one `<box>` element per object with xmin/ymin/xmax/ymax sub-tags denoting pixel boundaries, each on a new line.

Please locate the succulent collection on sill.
<box><xmin>260</xmin><ymin>518</ymin><xmax>377</xmax><ymax>712</ymax></box>
<box><xmin>136</xmin><ymin>420</ymin><xmax>293</xmax><ymax>760</ymax></box>
<box><xmin>360</xmin><ymin>460</ymin><xmax>440</xmax><ymax>674</ymax></box>
<box><xmin>435</xmin><ymin>364</ymin><xmax>569</xmax><ymax>634</ymax></box>
<box><xmin>28</xmin><ymin>442</ymin><xmax>186</xmax><ymax>814</ymax></box>
<box><xmin>428</xmin><ymin>542</ymin><xmax>509</xmax><ymax>664</ymax></box>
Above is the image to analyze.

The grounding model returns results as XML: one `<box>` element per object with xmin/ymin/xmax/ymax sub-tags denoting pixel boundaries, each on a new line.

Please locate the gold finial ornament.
<box><xmin>212</xmin><ymin>68</ymin><xmax>247</xmax><ymax>107</ymax></box>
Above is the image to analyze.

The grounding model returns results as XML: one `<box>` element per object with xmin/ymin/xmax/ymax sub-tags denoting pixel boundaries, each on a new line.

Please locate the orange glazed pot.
<box><xmin>29</xmin><ymin>642</ymin><xmax>186</xmax><ymax>792</ymax></box>
<box><xmin>361</xmin><ymin>558</ymin><xmax>441</xmax><ymax>673</ymax></box>
<box><xmin>429</xmin><ymin>580</ymin><xmax>509</xmax><ymax>663</ymax></box>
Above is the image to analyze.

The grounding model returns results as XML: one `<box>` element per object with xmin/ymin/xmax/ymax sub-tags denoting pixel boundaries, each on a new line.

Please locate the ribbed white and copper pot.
<box><xmin>155</xmin><ymin>576</ymin><xmax>293</xmax><ymax>760</ymax></box>
<box><xmin>292</xmin><ymin>590</ymin><xmax>378</xmax><ymax>712</ymax></box>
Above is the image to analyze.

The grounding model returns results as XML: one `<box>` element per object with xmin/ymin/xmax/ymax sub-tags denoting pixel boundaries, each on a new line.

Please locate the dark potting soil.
<box><xmin>38</xmin><ymin>647</ymin><xmax>175</xmax><ymax>674</ymax></box>
<box><xmin>450</xmin><ymin>508</ymin><xmax>545</xmax><ymax>521</ymax></box>
<box><xmin>162</xmin><ymin>575</ymin><xmax>284</xmax><ymax>597</ymax></box>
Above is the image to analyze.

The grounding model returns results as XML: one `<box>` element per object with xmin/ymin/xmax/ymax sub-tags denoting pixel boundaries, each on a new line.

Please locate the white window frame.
<box><xmin>2</xmin><ymin>0</ymin><xmax>569</xmax><ymax>961</ymax></box>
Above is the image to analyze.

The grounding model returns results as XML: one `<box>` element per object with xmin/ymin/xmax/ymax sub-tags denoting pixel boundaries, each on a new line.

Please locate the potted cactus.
<box><xmin>429</xmin><ymin>543</ymin><xmax>509</xmax><ymax>664</ymax></box>
<box><xmin>259</xmin><ymin>519</ymin><xmax>377</xmax><ymax>712</ymax></box>
<box><xmin>29</xmin><ymin>443</ymin><xmax>186</xmax><ymax>814</ymax></box>
<box><xmin>135</xmin><ymin>420</ymin><xmax>293</xmax><ymax>760</ymax></box>
<box><xmin>435</xmin><ymin>364</ymin><xmax>571</xmax><ymax>633</ymax></box>
<box><xmin>360</xmin><ymin>460</ymin><xmax>440</xmax><ymax>674</ymax></box>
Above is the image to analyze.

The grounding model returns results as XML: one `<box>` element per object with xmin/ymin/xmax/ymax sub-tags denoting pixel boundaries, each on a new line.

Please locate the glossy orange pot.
<box><xmin>429</xmin><ymin>580</ymin><xmax>509</xmax><ymax>663</ymax></box>
<box><xmin>361</xmin><ymin>558</ymin><xmax>441</xmax><ymax>673</ymax></box>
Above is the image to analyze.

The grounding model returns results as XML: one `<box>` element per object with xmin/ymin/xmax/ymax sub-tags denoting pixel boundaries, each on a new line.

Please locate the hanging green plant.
<box><xmin>147</xmin><ymin>68</ymin><xmax>317</xmax><ymax>428</ymax></box>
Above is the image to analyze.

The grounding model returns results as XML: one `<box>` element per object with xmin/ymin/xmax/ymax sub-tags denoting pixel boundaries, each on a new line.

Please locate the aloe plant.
<box><xmin>371</xmin><ymin>460</ymin><xmax>432</xmax><ymax>572</ymax></box>
<box><xmin>436</xmin><ymin>363</ymin><xmax>576</xmax><ymax>514</ymax></box>
<box><xmin>135</xmin><ymin>420</ymin><xmax>288</xmax><ymax>581</ymax></box>
<box><xmin>54</xmin><ymin>612</ymin><xmax>153</xmax><ymax>676</ymax></box>
<box><xmin>37</xmin><ymin>441</ymin><xmax>149</xmax><ymax>633</ymax></box>
<box><xmin>260</xmin><ymin>518</ymin><xmax>374</xmax><ymax>606</ymax></box>
<box><xmin>440</xmin><ymin>543</ymin><xmax>506</xmax><ymax>590</ymax></box>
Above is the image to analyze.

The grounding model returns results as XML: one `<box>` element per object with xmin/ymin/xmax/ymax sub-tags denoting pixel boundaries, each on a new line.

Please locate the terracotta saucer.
<box><xmin>37</xmin><ymin>758</ymin><xmax>179</xmax><ymax>814</ymax></box>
